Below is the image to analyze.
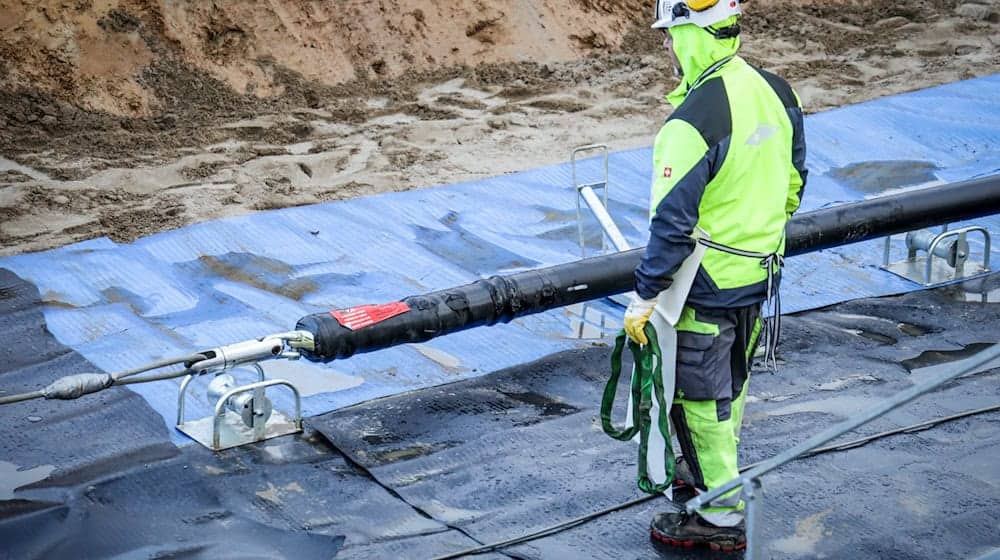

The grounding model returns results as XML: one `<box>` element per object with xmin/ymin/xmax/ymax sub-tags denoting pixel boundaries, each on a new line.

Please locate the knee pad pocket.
<box><xmin>675</xmin><ymin>330</ymin><xmax>735</xmax><ymax>401</ymax></box>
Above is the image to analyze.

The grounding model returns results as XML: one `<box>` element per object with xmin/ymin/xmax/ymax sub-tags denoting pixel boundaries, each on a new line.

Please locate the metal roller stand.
<box><xmin>175</xmin><ymin>332</ymin><xmax>309</xmax><ymax>451</ymax></box>
<box><xmin>177</xmin><ymin>367</ymin><xmax>303</xmax><ymax>451</ymax></box>
<box><xmin>882</xmin><ymin>225</ymin><xmax>991</xmax><ymax>285</ymax></box>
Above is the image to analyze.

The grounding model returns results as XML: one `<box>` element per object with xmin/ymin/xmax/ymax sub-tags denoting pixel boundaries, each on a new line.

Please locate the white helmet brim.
<box><xmin>652</xmin><ymin>0</ymin><xmax>742</xmax><ymax>29</ymax></box>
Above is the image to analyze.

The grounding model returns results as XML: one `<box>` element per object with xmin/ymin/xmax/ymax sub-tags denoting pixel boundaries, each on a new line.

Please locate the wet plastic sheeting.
<box><xmin>620</xmin><ymin>291</ymin><xmax>999</xmax><ymax>558</ymax></box>
<box><xmin>732</xmin><ymin>287</ymin><xmax>1000</xmax><ymax>559</ymax></box>
<box><xmin>170</xmin><ymin>439</ymin><xmax>506</xmax><ymax>560</ymax></box>
<box><xmin>3</xmin><ymin>269</ymin><xmax>999</xmax><ymax>558</ymax></box>
<box><xmin>0</xmin><ymin>269</ymin><xmax>489</xmax><ymax>560</ymax></box>
<box><xmin>1</xmin><ymin>455</ymin><xmax>346</xmax><ymax>559</ymax></box>
<box><xmin>0</xmin><ymin>268</ymin><xmax>179</xmax><ymax>484</ymax></box>
<box><xmin>311</xmin><ymin>346</ymin><xmax>642</xmax><ymax>545</ymax></box>
<box><xmin>0</xmin><ymin>77</ymin><xmax>998</xmax><ymax>433</ymax></box>
<box><xmin>312</xmin><ymin>284</ymin><xmax>1000</xmax><ymax>559</ymax></box>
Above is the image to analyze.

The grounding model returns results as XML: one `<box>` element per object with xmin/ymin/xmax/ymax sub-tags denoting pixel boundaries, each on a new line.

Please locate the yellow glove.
<box><xmin>623</xmin><ymin>296</ymin><xmax>657</xmax><ymax>345</ymax></box>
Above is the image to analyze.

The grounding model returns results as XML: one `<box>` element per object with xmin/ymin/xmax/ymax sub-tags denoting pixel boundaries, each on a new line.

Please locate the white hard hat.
<box><xmin>651</xmin><ymin>0</ymin><xmax>743</xmax><ymax>29</ymax></box>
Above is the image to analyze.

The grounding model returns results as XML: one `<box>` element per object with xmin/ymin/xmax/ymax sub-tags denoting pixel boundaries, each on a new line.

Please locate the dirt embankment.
<box><xmin>0</xmin><ymin>0</ymin><xmax>647</xmax><ymax>115</ymax></box>
<box><xmin>0</xmin><ymin>0</ymin><xmax>651</xmax><ymax>172</ymax></box>
<box><xmin>0</xmin><ymin>0</ymin><xmax>998</xmax><ymax>255</ymax></box>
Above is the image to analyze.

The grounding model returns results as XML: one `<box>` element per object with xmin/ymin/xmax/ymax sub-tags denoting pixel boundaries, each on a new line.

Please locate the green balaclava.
<box><xmin>665</xmin><ymin>15</ymin><xmax>741</xmax><ymax>107</ymax></box>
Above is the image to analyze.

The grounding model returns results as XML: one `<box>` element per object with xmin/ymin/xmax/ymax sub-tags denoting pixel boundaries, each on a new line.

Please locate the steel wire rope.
<box><xmin>0</xmin><ymin>390</ymin><xmax>45</xmax><ymax>406</ymax></box>
<box><xmin>429</xmin><ymin>403</ymin><xmax>1000</xmax><ymax>560</ymax></box>
<box><xmin>112</xmin><ymin>364</ymin><xmax>206</xmax><ymax>386</ymax></box>
<box><xmin>0</xmin><ymin>353</ymin><xmax>207</xmax><ymax>405</ymax></box>
<box><xmin>110</xmin><ymin>353</ymin><xmax>208</xmax><ymax>381</ymax></box>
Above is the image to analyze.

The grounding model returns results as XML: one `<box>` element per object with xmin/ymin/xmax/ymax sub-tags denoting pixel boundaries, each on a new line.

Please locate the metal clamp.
<box><xmin>186</xmin><ymin>331</ymin><xmax>312</xmax><ymax>375</ymax></box>
<box><xmin>882</xmin><ymin>225</ymin><xmax>991</xmax><ymax>286</ymax></box>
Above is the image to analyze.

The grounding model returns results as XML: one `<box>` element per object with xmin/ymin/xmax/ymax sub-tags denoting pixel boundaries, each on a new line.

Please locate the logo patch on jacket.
<box><xmin>746</xmin><ymin>124</ymin><xmax>778</xmax><ymax>146</ymax></box>
<box><xmin>663</xmin><ymin>167</ymin><xmax>672</xmax><ymax>178</ymax></box>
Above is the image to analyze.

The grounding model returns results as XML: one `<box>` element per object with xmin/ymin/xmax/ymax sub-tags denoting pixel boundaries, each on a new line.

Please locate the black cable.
<box><xmin>431</xmin><ymin>494</ymin><xmax>660</xmax><ymax>560</ymax></box>
<box><xmin>430</xmin><ymin>403</ymin><xmax>1000</xmax><ymax>560</ymax></box>
<box><xmin>803</xmin><ymin>404</ymin><xmax>1000</xmax><ymax>456</ymax></box>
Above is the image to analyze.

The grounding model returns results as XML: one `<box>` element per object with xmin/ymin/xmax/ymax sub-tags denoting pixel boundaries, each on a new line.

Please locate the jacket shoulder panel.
<box><xmin>750</xmin><ymin>65</ymin><xmax>799</xmax><ymax>109</ymax></box>
<box><xmin>666</xmin><ymin>77</ymin><xmax>731</xmax><ymax>148</ymax></box>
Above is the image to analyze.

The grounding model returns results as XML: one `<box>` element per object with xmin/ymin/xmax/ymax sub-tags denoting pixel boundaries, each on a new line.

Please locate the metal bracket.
<box><xmin>882</xmin><ymin>225</ymin><xmax>991</xmax><ymax>286</ymax></box>
<box><xmin>176</xmin><ymin>364</ymin><xmax>303</xmax><ymax>451</ymax></box>
<box><xmin>571</xmin><ymin>144</ymin><xmax>632</xmax><ymax>308</ymax></box>
<box><xmin>572</xmin><ymin>144</ymin><xmax>631</xmax><ymax>256</ymax></box>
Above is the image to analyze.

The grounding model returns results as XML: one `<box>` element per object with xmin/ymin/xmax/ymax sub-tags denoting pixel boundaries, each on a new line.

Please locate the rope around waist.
<box><xmin>696</xmin><ymin>237</ymin><xmax>784</xmax><ymax>370</ymax></box>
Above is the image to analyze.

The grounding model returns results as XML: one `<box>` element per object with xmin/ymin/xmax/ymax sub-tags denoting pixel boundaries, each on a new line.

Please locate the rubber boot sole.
<box><xmin>650</xmin><ymin>526</ymin><xmax>747</xmax><ymax>553</ymax></box>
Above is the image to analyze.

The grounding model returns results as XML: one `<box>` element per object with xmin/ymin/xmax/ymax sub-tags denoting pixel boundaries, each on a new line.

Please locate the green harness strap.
<box><xmin>600</xmin><ymin>323</ymin><xmax>676</xmax><ymax>494</ymax></box>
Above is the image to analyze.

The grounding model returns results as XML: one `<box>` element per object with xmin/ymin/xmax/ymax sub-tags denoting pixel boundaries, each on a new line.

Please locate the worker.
<box><xmin>623</xmin><ymin>0</ymin><xmax>807</xmax><ymax>551</ymax></box>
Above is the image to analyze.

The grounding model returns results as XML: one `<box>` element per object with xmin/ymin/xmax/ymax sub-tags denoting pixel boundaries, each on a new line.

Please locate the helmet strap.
<box><xmin>705</xmin><ymin>23</ymin><xmax>740</xmax><ymax>39</ymax></box>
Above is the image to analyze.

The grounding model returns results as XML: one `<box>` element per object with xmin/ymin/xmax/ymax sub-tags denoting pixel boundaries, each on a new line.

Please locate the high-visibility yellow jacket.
<box><xmin>635</xmin><ymin>19</ymin><xmax>808</xmax><ymax>307</ymax></box>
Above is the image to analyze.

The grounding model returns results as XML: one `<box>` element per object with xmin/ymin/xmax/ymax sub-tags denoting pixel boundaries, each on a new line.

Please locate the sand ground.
<box><xmin>0</xmin><ymin>0</ymin><xmax>997</xmax><ymax>256</ymax></box>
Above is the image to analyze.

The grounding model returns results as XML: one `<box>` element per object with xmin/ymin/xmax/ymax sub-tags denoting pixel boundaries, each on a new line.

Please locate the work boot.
<box><xmin>650</xmin><ymin>511</ymin><xmax>746</xmax><ymax>552</ymax></box>
<box><xmin>674</xmin><ymin>455</ymin><xmax>694</xmax><ymax>486</ymax></box>
<box><xmin>671</xmin><ymin>456</ymin><xmax>697</xmax><ymax>503</ymax></box>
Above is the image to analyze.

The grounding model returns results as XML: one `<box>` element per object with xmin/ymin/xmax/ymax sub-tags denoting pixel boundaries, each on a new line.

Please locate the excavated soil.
<box><xmin>0</xmin><ymin>0</ymin><xmax>998</xmax><ymax>254</ymax></box>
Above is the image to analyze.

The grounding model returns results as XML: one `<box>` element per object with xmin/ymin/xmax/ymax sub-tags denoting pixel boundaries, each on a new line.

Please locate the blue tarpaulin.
<box><xmin>2</xmin><ymin>74</ymin><xmax>998</xmax><ymax>440</ymax></box>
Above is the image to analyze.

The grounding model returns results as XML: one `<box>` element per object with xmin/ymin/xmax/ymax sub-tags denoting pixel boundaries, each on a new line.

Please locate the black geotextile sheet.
<box><xmin>310</xmin><ymin>277</ymin><xmax>1000</xmax><ymax>560</ymax></box>
<box><xmin>0</xmin><ymin>268</ymin><xmax>507</xmax><ymax>560</ymax></box>
<box><xmin>3</xmin><ymin>262</ymin><xmax>1000</xmax><ymax>559</ymax></box>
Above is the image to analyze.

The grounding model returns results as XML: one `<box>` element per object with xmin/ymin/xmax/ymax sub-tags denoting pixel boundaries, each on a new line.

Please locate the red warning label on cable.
<box><xmin>331</xmin><ymin>302</ymin><xmax>411</xmax><ymax>330</ymax></box>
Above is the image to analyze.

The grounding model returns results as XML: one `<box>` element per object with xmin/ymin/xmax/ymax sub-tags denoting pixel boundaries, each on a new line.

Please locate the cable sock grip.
<box><xmin>42</xmin><ymin>373</ymin><xmax>114</xmax><ymax>400</ymax></box>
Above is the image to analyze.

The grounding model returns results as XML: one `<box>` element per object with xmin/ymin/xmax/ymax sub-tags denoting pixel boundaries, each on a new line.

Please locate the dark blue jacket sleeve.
<box><xmin>633</xmin><ymin>146</ymin><xmax>717</xmax><ymax>300</ymax></box>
